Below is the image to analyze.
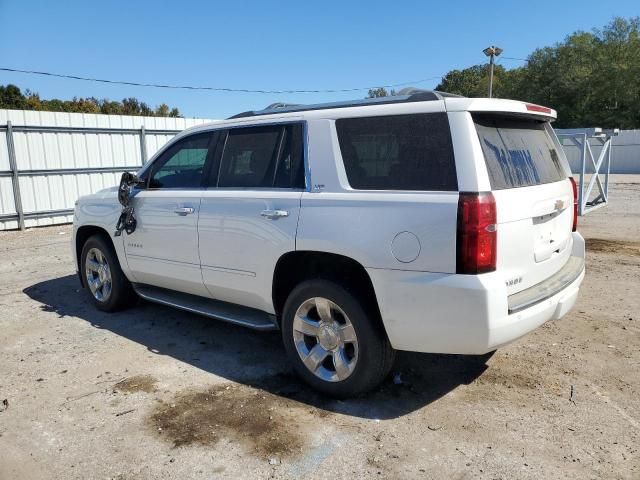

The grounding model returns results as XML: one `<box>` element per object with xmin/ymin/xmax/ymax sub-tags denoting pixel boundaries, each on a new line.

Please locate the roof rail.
<box><xmin>226</xmin><ymin>89</ymin><xmax>463</xmax><ymax>119</ymax></box>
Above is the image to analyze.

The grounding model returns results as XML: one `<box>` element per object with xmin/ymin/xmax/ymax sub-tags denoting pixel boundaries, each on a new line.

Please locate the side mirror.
<box><xmin>118</xmin><ymin>172</ymin><xmax>143</xmax><ymax>207</ymax></box>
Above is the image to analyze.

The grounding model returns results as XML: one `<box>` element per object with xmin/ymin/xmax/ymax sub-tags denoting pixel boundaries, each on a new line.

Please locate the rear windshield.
<box><xmin>474</xmin><ymin>115</ymin><xmax>566</xmax><ymax>190</ymax></box>
<box><xmin>336</xmin><ymin>113</ymin><xmax>457</xmax><ymax>191</ymax></box>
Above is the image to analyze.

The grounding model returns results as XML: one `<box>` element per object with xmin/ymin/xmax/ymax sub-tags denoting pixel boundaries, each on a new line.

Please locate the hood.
<box><xmin>76</xmin><ymin>185</ymin><xmax>119</xmax><ymax>205</ymax></box>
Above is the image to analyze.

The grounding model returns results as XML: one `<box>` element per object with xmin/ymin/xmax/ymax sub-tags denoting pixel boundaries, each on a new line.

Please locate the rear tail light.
<box><xmin>569</xmin><ymin>177</ymin><xmax>578</xmax><ymax>232</ymax></box>
<box><xmin>456</xmin><ymin>192</ymin><xmax>497</xmax><ymax>274</ymax></box>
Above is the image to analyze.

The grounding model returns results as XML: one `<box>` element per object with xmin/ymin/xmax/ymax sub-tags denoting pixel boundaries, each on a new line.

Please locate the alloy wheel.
<box><xmin>85</xmin><ymin>247</ymin><xmax>112</xmax><ymax>302</ymax></box>
<box><xmin>292</xmin><ymin>297</ymin><xmax>359</xmax><ymax>382</ymax></box>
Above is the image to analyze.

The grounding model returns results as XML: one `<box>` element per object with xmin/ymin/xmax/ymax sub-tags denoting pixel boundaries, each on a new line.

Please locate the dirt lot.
<box><xmin>1</xmin><ymin>176</ymin><xmax>638</xmax><ymax>479</ymax></box>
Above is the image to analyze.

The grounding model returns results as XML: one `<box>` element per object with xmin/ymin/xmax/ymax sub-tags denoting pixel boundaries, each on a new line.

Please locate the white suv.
<box><xmin>73</xmin><ymin>90</ymin><xmax>585</xmax><ymax>397</ymax></box>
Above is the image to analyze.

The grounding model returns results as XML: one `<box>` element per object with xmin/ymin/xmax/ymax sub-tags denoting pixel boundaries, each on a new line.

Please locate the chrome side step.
<box><xmin>132</xmin><ymin>284</ymin><xmax>278</xmax><ymax>331</ymax></box>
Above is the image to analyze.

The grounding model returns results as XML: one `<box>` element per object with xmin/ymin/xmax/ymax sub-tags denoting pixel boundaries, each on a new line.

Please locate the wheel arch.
<box><xmin>75</xmin><ymin>225</ymin><xmax>115</xmax><ymax>287</ymax></box>
<box><xmin>272</xmin><ymin>250</ymin><xmax>386</xmax><ymax>336</ymax></box>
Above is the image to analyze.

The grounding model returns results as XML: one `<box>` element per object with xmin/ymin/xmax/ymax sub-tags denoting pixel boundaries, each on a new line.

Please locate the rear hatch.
<box><xmin>473</xmin><ymin>113</ymin><xmax>574</xmax><ymax>296</ymax></box>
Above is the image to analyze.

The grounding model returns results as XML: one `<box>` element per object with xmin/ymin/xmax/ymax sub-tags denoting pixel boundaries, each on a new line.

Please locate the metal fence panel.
<box><xmin>556</xmin><ymin>128</ymin><xmax>617</xmax><ymax>215</ymax></box>
<box><xmin>0</xmin><ymin>109</ymin><xmax>217</xmax><ymax>230</ymax></box>
<box><xmin>559</xmin><ymin>129</ymin><xmax>640</xmax><ymax>174</ymax></box>
<box><xmin>145</xmin><ymin>133</ymin><xmax>177</xmax><ymax>156</ymax></box>
<box><xmin>0</xmin><ymin>126</ymin><xmax>9</xmax><ymax>171</ymax></box>
<box><xmin>0</xmin><ymin>129</ymin><xmax>15</xmax><ymax>227</ymax></box>
<box><xmin>0</xmin><ymin>177</ymin><xmax>17</xmax><ymax>228</ymax></box>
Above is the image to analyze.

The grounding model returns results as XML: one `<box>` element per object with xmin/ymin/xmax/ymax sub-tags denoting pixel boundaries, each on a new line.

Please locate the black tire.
<box><xmin>80</xmin><ymin>234</ymin><xmax>136</xmax><ymax>312</ymax></box>
<box><xmin>281</xmin><ymin>279</ymin><xmax>395</xmax><ymax>398</ymax></box>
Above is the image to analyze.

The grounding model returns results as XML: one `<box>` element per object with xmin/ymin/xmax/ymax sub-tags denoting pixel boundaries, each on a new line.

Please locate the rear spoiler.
<box><xmin>444</xmin><ymin>98</ymin><xmax>557</xmax><ymax>121</ymax></box>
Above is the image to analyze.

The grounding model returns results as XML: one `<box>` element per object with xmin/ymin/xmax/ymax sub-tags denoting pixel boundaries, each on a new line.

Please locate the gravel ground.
<box><xmin>0</xmin><ymin>175</ymin><xmax>638</xmax><ymax>479</ymax></box>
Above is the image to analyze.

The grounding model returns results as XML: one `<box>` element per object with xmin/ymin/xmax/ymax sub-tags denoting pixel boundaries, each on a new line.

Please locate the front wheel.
<box><xmin>281</xmin><ymin>280</ymin><xmax>395</xmax><ymax>397</ymax></box>
<box><xmin>80</xmin><ymin>234</ymin><xmax>136</xmax><ymax>312</ymax></box>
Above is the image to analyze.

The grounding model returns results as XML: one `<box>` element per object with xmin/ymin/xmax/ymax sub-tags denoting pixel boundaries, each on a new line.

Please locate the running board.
<box><xmin>132</xmin><ymin>284</ymin><xmax>278</xmax><ymax>331</ymax></box>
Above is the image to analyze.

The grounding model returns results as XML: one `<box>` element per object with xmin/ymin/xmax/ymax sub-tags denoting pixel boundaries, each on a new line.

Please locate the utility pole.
<box><xmin>483</xmin><ymin>46</ymin><xmax>503</xmax><ymax>98</ymax></box>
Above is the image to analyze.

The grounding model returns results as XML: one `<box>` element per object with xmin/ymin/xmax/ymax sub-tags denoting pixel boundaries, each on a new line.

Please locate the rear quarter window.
<box><xmin>336</xmin><ymin>113</ymin><xmax>457</xmax><ymax>191</ymax></box>
<box><xmin>473</xmin><ymin>114</ymin><xmax>566</xmax><ymax>190</ymax></box>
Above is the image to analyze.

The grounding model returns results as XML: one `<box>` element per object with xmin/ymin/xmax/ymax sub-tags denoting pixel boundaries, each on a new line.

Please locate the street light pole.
<box><xmin>483</xmin><ymin>46</ymin><xmax>503</xmax><ymax>98</ymax></box>
<box><xmin>487</xmin><ymin>53</ymin><xmax>495</xmax><ymax>98</ymax></box>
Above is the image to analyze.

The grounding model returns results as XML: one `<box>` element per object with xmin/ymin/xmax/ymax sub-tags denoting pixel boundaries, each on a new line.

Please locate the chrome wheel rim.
<box><xmin>85</xmin><ymin>247</ymin><xmax>112</xmax><ymax>302</ymax></box>
<box><xmin>292</xmin><ymin>297</ymin><xmax>359</xmax><ymax>382</ymax></box>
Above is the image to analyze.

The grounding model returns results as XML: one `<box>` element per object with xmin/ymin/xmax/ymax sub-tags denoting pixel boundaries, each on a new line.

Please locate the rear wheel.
<box><xmin>80</xmin><ymin>234</ymin><xmax>136</xmax><ymax>312</ymax></box>
<box><xmin>281</xmin><ymin>279</ymin><xmax>395</xmax><ymax>397</ymax></box>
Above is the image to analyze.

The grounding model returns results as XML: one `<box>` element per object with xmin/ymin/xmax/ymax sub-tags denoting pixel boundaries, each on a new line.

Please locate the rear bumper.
<box><xmin>368</xmin><ymin>232</ymin><xmax>585</xmax><ymax>354</ymax></box>
<box><xmin>507</xmin><ymin>255</ymin><xmax>584</xmax><ymax>315</ymax></box>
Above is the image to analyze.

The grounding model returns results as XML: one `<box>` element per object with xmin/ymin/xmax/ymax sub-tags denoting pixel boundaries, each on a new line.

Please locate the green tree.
<box><xmin>436</xmin><ymin>16</ymin><xmax>640</xmax><ymax>128</ymax></box>
<box><xmin>0</xmin><ymin>84</ymin><xmax>182</xmax><ymax>118</ymax></box>
<box><xmin>504</xmin><ymin>17</ymin><xmax>640</xmax><ymax>128</ymax></box>
<box><xmin>367</xmin><ymin>87</ymin><xmax>389</xmax><ymax>98</ymax></box>
<box><xmin>99</xmin><ymin>100</ymin><xmax>122</xmax><ymax>115</ymax></box>
<box><xmin>122</xmin><ymin>97</ymin><xmax>141</xmax><ymax>115</ymax></box>
<box><xmin>435</xmin><ymin>64</ymin><xmax>517</xmax><ymax>98</ymax></box>
<box><xmin>24</xmin><ymin>90</ymin><xmax>44</xmax><ymax>110</ymax></box>
<box><xmin>0</xmin><ymin>84</ymin><xmax>27</xmax><ymax>109</ymax></box>
<box><xmin>155</xmin><ymin>103</ymin><xmax>170</xmax><ymax>116</ymax></box>
<box><xmin>69</xmin><ymin>97</ymin><xmax>100</xmax><ymax>114</ymax></box>
<box><xmin>366</xmin><ymin>87</ymin><xmax>398</xmax><ymax>98</ymax></box>
<box><xmin>140</xmin><ymin>102</ymin><xmax>153</xmax><ymax>116</ymax></box>
<box><xmin>436</xmin><ymin>65</ymin><xmax>485</xmax><ymax>97</ymax></box>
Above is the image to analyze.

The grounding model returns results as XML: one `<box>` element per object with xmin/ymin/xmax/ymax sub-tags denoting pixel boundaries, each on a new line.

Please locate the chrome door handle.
<box><xmin>174</xmin><ymin>207</ymin><xmax>195</xmax><ymax>215</ymax></box>
<box><xmin>260</xmin><ymin>209</ymin><xmax>289</xmax><ymax>219</ymax></box>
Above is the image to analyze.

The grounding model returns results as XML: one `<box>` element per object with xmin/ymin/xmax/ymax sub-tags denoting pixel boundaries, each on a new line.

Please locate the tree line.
<box><xmin>0</xmin><ymin>84</ymin><xmax>181</xmax><ymax>117</ymax></box>
<box><xmin>370</xmin><ymin>17</ymin><xmax>640</xmax><ymax>129</ymax></box>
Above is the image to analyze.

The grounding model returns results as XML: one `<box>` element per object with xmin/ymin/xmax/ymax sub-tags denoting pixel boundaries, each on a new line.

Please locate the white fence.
<box><xmin>0</xmin><ymin>109</ymin><xmax>216</xmax><ymax>230</ymax></box>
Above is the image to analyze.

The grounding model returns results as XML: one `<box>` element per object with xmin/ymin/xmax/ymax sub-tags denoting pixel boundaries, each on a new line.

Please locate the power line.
<box><xmin>0</xmin><ymin>66</ymin><xmax>443</xmax><ymax>94</ymax></box>
<box><xmin>500</xmin><ymin>56</ymin><xmax>529</xmax><ymax>62</ymax></box>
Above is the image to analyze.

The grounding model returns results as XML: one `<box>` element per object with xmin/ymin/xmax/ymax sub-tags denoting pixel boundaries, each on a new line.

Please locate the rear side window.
<box><xmin>273</xmin><ymin>124</ymin><xmax>305</xmax><ymax>188</ymax></box>
<box><xmin>474</xmin><ymin>115</ymin><xmax>566</xmax><ymax>190</ymax></box>
<box><xmin>336</xmin><ymin>113</ymin><xmax>457</xmax><ymax>191</ymax></box>
<box><xmin>218</xmin><ymin>126</ymin><xmax>281</xmax><ymax>188</ymax></box>
<box><xmin>217</xmin><ymin>124</ymin><xmax>305</xmax><ymax>188</ymax></box>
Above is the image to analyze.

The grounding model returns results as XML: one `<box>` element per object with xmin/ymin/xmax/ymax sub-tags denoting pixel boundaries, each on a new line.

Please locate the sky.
<box><xmin>0</xmin><ymin>0</ymin><xmax>638</xmax><ymax>119</ymax></box>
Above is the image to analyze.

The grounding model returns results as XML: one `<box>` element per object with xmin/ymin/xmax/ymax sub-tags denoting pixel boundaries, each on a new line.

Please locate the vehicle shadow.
<box><xmin>24</xmin><ymin>274</ymin><xmax>491</xmax><ymax>420</ymax></box>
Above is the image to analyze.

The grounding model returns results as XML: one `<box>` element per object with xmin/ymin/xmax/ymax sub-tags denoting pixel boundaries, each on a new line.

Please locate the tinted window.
<box><xmin>217</xmin><ymin>124</ymin><xmax>305</xmax><ymax>188</ymax></box>
<box><xmin>218</xmin><ymin>126</ymin><xmax>280</xmax><ymax>187</ymax></box>
<box><xmin>149</xmin><ymin>133</ymin><xmax>213</xmax><ymax>188</ymax></box>
<box><xmin>336</xmin><ymin>113</ymin><xmax>457</xmax><ymax>191</ymax></box>
<box><xmin>274</xmin><ymin>124</ymin><xmax>305</xmax><ymax>188</ymax></box>
<box><xmin>474</xmin><ymin>115</ymin><xmax>566</xmax><ymax>190</ymax></box>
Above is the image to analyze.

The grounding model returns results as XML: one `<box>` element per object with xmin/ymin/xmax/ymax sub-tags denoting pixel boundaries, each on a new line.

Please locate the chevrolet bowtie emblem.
<box><xmin>555</xmin><ymin>199</ymin><xmax>565</xmax><ymax>210</ymax></box>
